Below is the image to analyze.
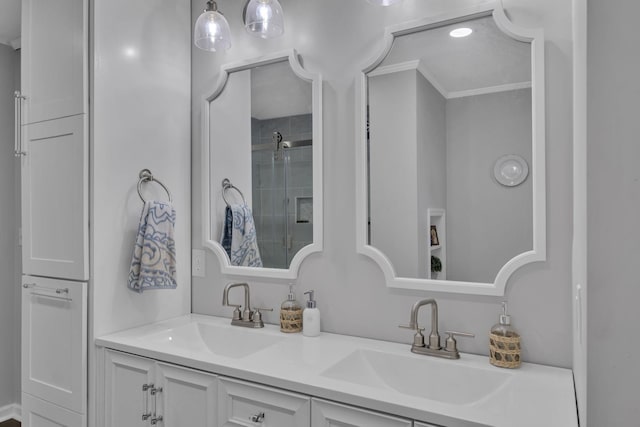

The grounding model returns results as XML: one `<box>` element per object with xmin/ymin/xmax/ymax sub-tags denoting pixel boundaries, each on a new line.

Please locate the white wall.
<box><xmin>369</xmin><ymin>70</ymin><xmax>419</xmax><ymax>277</ymax></box>
<box><xmin>90</xmin><ymin>0</ymin><xmax>191</xmax><ymax>423</ymax></box>
<box><xmin>446</xmin><ymin>89</ymin><xmax>532</xmax><ymax>283</ymax></box>
<box><xmin>210</xmin><ymin>69</ymin><xmax>252</xmax><ymax>241</ymax></box>
<box><xmin>191</xmin><ymin>0</ymin><xmax>574</xmax><ymax>367</ymax></box>
<box><xmin>587</xmin><ymin>0</ymin><xmax>640</xmax><ymax>424</ymax></box>
<box><xmin>0</xmin><ymin>44</ymin><xmax>19</xmax><ymax>412</ymax></box>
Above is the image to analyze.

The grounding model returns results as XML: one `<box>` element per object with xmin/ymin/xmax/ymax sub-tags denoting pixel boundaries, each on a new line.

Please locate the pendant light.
<box><xmin>244</xmin><ymin>0</ymin><xmax>285</xmax><ymax>39</ymax></box>
<box><xmin>194</xmin><ymin>0</ymin><xmax>232</xmax><ymax>52</ymax></box>
<box><xmin>366</xmin><ymin>0</ymin><xmax>403</xmax><ymax>5</ymax></box>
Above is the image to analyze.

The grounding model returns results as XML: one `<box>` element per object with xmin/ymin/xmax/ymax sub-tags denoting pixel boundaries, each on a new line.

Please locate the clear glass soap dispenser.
<box><xmin>280</xmin><ymin>284</ymin><xmax>302</xmax><ymax>333</ymax></box>
<box><xmin>489</xmin><ymin>301</ymin><xmax>521</xmax><ymax>368</ymax></box>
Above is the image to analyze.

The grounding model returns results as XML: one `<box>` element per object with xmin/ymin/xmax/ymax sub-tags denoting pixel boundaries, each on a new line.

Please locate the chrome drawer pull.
<box><xmin>250</xmin><ymin>412</ymin><xmax>265</xmax><ymax>423</ymax></box>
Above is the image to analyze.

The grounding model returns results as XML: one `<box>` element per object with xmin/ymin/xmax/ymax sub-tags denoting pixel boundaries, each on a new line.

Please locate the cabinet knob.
<box><xmin>150</xmin><ymin>415</ymin><xmax>163</xmax><ymax>425</ymax></box>
<box><xmin>250</xmin><ymin>411</ymin><xmax>265</xmax><ymax>423</ymax></box>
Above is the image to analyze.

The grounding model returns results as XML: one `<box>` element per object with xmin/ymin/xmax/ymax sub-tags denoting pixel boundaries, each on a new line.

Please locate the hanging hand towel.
<box><xmin>229</xmin><ymin>203</ymin><xmax>263</xmax><ymax>267</ymax></box>
<box><xmin>128</xmin><ymin>200</ymin><xmax>177</xmax><ymax>293</ymax></box>
<box><xmin>220</xmin><ymin>205</ymin><xmax>233</xmax><ymax>259</ymax></box>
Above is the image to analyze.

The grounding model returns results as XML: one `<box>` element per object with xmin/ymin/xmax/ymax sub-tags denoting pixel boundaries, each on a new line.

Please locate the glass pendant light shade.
<box><xmin>244</xmin><ymin>0</ymin><xmax>284</xmax><ymax>39</ymax></box>
<box><xmin>366</xmin><ymin>0</ymin><xmax>403</xmax><ymax>5</ymax></box>
<box><xmin>194</xmin><ymin>0</ymin><xmax>231</xmax><ymax>52</ymax></box>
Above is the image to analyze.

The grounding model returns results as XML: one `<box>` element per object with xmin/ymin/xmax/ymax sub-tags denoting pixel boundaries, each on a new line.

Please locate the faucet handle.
<box><xmin>399</xmin><ymin>324</ymin><xmax>426</xmax><ymax>347</ymax></box>
<box><xmin>252</xmin><ymin>307</ymin><xmax>273</xmax><ymax>327</ymax></box>
<box><xmin>444</xmin><ymin>331</ymin><xmax>475</xmax><ymax>354</ymax></box>
<box><xmin>398</xmin><ymin>325</ymin><xmax>424</xmax><ymax>331</ymax></box>
<box><xmin>226</xmin><ymin>304</ymin><xmax>242</xmax><ymax>321</ymax></box>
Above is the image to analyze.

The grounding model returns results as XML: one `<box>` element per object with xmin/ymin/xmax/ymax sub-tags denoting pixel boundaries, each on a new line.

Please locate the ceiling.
<box><xmin>378</xmin><ymin>15</ymin><xmax>531</xmax><ymax>98</ymax></box>
<box><xmin>0</xmin><ymin>0</ymin><xmax>21</xmax><ymax>49</ymax></box>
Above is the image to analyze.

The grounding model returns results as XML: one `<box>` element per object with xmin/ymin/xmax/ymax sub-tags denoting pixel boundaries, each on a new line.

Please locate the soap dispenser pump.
<box><xmin>280</xmin><ymin>284</ymin><xmax>302</xmax><ymax>333</ymax></box>
<box><xmin>489</xmin><ymin>302</ymin><xmax>521</xmax><ymax>369</ymax></box>
<box><xmin>302</xmin><ymin>290</ymin><xmax>320</xmax><ymax>337</ymax></box>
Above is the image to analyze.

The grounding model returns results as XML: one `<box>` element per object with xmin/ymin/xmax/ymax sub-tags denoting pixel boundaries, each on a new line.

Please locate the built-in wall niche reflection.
<box><xmin>203</xmin><ymin>51</ymin><xmax>323</xmax><ymax>279</ymax></box>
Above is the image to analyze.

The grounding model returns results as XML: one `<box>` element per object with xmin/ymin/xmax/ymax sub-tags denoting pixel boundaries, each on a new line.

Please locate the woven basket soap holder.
<box><xmin>489</xmin><ymin>302</ymin><xmax>521</xmax><ymax>369</ymax></box>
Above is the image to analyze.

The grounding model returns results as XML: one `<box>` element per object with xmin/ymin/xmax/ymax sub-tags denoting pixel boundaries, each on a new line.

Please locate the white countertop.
<box><xmin>96</xmin><ymin>314</ymin><xmax>577</xmax><ymax>427</ymax></box>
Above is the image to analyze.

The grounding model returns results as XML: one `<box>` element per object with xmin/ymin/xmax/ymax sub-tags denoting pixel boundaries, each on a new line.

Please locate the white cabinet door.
<box><xmin>218</xmin><ymin>377</ymin><xmax>310</xmax><ymax>427</ymax></box>
<box><xmin>103</xmin><ymin>350</ymin><xmax>155</xmax><ymax>427</ymax></box>
<box><xmin>22</xmin><ymin>393</ymin><xmax>86</xmax><ymax>427</ymax></box>
<box><xmin>21</xmin><ymin>277</ymin><xmax>87</xmax><ymax>414</ymax></box>
<box><xmin>311</xmin><ymin>399</ymin><xmax>412</xmax><ymax>427</ymax></box>
<box><xmin>21</xmin><ymin>0</ymin><xmax>87</xmax><ymax>124</ymax></box>
<box><xmin>21</xmin><ymin>115</ymin><xmax>88</xmax><ymax>280</ymax></box>
<box><xmin>156</xmin><ymin>363</ymin><xmax>217</xmax><ymax>427</ymax></box>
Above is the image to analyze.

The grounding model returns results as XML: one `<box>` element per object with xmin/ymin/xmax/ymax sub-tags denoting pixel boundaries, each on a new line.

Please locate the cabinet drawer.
<box><xmin>22</xmin><ymin>393</ymin><xmax>86</xmax><ymax>427</ymax></box>
<box><xmin>311</xmin><ymin>398</ymin><xmax>412</xmax><ymax>427</ymax></box>
<box><xmin>218</xmin><ymin>377</ymin><xmax>310</xmax><ymax>427</ymax></box>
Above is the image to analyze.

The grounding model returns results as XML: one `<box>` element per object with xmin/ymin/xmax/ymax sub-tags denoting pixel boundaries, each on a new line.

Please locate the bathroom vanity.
<box><xmin>95</xmin><ymin>315</ymin><xmax>577</xmax><ymax>427</ymax></box>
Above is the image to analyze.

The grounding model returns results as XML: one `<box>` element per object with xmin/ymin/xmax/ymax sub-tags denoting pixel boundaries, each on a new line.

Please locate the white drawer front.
<box><xmin>218</xmin><ymin>377</ymin><xmax>311</xmax><ymax>427</ymax></box>
<box><xmin>311</xmin><ymin>398</ymin><xmax>412</xmax><ymax>427</ymax></box>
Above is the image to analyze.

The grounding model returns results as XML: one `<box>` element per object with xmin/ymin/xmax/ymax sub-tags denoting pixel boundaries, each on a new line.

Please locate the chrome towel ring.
<box><xmin>221</xmin><ymin>178</ymin><xmax>246</xmax><ymax>206</ymax></box>
<box><xmin>137</xmin><ymin>169</ymin><xmax>172</xmax><ymax>203</ymax></box>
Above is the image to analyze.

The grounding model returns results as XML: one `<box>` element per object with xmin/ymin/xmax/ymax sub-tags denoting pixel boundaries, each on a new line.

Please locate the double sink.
<box><xmin>146</xmin><ymin>319</ymin><xmax>509</xmax><ymax>406</ymax></box>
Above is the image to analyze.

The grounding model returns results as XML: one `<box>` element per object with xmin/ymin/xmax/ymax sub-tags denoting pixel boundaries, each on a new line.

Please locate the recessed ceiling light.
<box><xmin>449</xmin><ymin>27</ymin><xmax>473</xmax><ymax>38</ymax></box>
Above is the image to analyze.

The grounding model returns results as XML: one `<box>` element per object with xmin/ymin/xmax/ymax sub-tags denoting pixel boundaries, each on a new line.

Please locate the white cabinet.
<box><xmin>21</xmin><ymin>114</ymin><xmax>88</xmax><ymax>281</ymax></box>
<box><xmin>311</xmin><ymin>398</ymin><xmax>412</xmax><ymax>427</ymax></box>
<box><xmin>100</xmin><ymin>348</ymin><xmax>448</xmax><ymax>427</ymax></box>
<box><xmin>217</xmin><ymin>377</ymin><xmax>310</xmax><ymax>427</ymax></box>
<box><xmin>157</xmin><ymin>362</ymin><xmax>218</xmax><ymax>427</ymax></box>
<box><xmin>22</xmin><ymin>393</ymin><xmax>86</xmax><ymax>427</ymax></box>
<box><xmin>21</xmin><ymin>277</ymin><xmax>87</xmax><ymax>414</ymax></box>
<box><xmin>21</xmin><ymin>0</ymin><xmax>87</xmax><ymax>124</ymax></box>
<box><xmin>103</xmin><ymin>351</ymin><xmax>155</xmax><ymax>427</ymax></box>
<box><xmin>103</xmin><ymin>350</ymin><xmax>217</xmax><ymax>427</ymax></box>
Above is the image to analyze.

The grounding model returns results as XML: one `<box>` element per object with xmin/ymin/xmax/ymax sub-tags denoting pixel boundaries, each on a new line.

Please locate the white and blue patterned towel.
<box><xmin>128</xmin><ymin>201</ymin><xmax>177</xmax><ymax>293</ymax></box>
<box><xmin>221</xmin><ymin>203</ymin><xmax>262</xmax><ymax>267</ymax></box>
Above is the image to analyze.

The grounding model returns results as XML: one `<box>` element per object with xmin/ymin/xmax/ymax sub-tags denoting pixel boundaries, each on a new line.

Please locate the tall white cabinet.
<box><xmin>19</xmin><ymin>0</ymin><xmax>89</xmax><ymax>425</ymax></box>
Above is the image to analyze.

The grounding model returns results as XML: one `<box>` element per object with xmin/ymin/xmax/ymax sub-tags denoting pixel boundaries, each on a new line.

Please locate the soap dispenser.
<box><xmin>489</xmin><ymin>302</ymin><xmax>521</xmax><ymax>369</ymax></box>
<box><xmin>280</xmin><ymin>284</ymin><xmax>302</xmax><ymax>333</ymax></box>
<box><xmin>302</xmin><ymin>290</ymin><xmax>320</xmax><ymax>337</ymax></box>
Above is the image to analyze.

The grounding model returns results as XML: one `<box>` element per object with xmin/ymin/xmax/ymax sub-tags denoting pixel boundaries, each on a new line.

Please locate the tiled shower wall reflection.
<box><xmin>251</xmin><ymin>114</ymin><xmax>313</xmax><ymax>268</ymax></box>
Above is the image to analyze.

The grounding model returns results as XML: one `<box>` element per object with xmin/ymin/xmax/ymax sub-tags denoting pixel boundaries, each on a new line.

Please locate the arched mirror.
<box><xmin>202</xmin><ymin>50</ymin><xmax>323</xmax><ymax>279</ymax></box>
<box><xmin>356</xmin><ymin>5</ymin><xmax>545</xmax><ymax>295</ymax></box>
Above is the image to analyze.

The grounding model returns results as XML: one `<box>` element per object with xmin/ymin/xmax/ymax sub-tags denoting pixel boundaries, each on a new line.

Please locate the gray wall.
<box><xmin>587</xmin><ymin>0</ymin><xmax>640</xmax><ymax>424</ymax></box>
<box><xmin>0</xmin><ymin>44</ymin><xmax>19</xmax><ymax>410</ymax></box>
<box><xmin>191</xmin><ymin>0</ymin><xmax>574</xmax><ymax>367</ymax></box>
<box><xmin>417</xmin><ymin>72</ymin><xmax>447</xmax><ymax>279</ymax></box>
<box><xmin>446</xmin><ymin>89</ymin><xmax>533</xmax><ymax>283</ymax></box>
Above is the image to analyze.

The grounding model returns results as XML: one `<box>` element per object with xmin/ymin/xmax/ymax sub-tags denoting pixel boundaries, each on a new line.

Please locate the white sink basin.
<box><xmin>321</xmin><ymin>349</ymin><xmax>511</xmax><ymax>405</ymax></box>
<box><xmin>147</xmin><ymin>321</ymin><xmax>283</xmax><ymax>358</ymax></box>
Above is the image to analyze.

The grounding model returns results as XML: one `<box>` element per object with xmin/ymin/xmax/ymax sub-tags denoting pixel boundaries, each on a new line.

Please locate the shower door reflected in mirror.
<box><xmin>251</xmin><ymin>119</ymin><xmax>313</xmax><ymax>269</ymax></box>
<box><xmin>203</xmin><ymin>50</ymin><xmax>323</xmax><ymax>279</ymax></box>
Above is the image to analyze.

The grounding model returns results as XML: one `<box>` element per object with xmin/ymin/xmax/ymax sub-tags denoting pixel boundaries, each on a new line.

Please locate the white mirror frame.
<box><xmin>355</xmin><ymin>4</ymin><xmax>545</xmax><ymax>296</ymax></box>
<box><xmin>202</xmin><ymin>49</ymin><xmax>323</xmax><ymax>280</ymax></box>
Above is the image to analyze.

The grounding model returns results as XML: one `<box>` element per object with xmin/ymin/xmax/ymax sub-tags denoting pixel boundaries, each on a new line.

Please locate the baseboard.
<box><xmin>0</xmin><ymin>403</ymin><xmax>22</xmax><ymax>422</ymax></box>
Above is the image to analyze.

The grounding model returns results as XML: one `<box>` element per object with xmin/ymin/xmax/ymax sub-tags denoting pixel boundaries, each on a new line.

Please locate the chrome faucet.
<box><xmin>400</xmin><ymin>298</ymin><xmax>474</xmax><ymax>359</ymax></box>
<box><xmin>222</xmin><ymin>282</ymin><xmax>272</xmax><ymax>328</ymax></box>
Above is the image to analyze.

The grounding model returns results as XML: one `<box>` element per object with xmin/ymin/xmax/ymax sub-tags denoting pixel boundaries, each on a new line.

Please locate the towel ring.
<box><xmin>221</xmin><ymin>178</ymin><xmax>246</xmax><ymax>206</ymax></box>
<box><xmin>137</xmin><ymin>169</ymin><xmax>172</xmax><ymax>203</ymax></box>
